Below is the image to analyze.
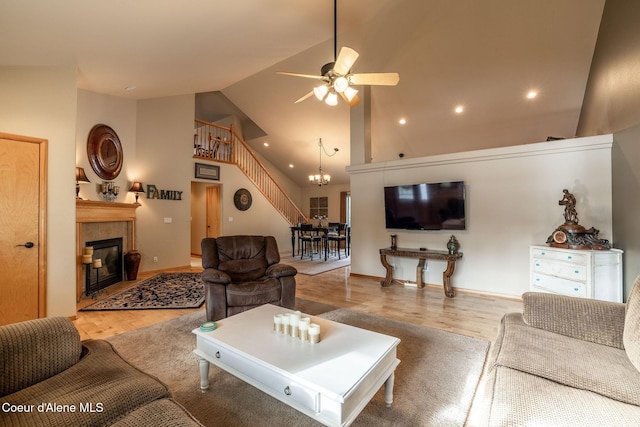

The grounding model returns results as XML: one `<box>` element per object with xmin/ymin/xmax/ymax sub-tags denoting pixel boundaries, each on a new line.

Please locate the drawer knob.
<box><xmin>574</xmin><ymin>270</ymin><xmax>579</xmax><ymax>274</ymax></box>
<box><xmin>215</xmin><ymin>351</ymin><xmax>220</xmax><ymax>359</ymax></box>
<box><xmin>568</xmin><ymin>256</ymin><xmax>572</xmax><ymax>259</ymax></box>
<box><xmin>535</xmin><ymin>263</ymin><xmax>540</xmax><ymax>267</ymax></box>
<box><xmin>284</xmin><ymin>386</ymin><xmax>292</xmax><ymax>396</ymax></box>
<box><xmin>541</xmin><ymin>252</ymin><xmax>546</xmax><ymax>255</ymax></box>
<box><xmin>574</xmin><ymin>288</ymin><xmax>579</xmax><ymax>292</ymax></box>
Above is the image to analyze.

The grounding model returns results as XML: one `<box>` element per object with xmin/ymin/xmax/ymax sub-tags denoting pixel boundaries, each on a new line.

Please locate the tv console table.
<box><xmin>379</xmin><ymin>247</ymin><xmax>463</xmax><ymax>297</ymax></box>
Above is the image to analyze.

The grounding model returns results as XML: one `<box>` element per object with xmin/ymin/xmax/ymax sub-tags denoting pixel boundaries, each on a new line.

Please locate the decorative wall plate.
<box><xmin>87</xmin><ymin>124</ymin><xmax>123</xmax><ymax>180</ymax></box>
<box><xmin>234</xmin><ymin>188</ymin><xmax>252</xmax><ymax>211</ymax></box>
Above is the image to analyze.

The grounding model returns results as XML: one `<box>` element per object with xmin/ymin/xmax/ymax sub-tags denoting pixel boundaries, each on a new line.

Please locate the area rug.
<box><xmin>80</xmin><ymin>272</ymin><xmax>204</xmax><ymax>311</ymax></box>
<box><xmin>107</xmin><ymin>304</ymin><xmax>490</xmax><ymax>426</ymax></box>
<box><xmin>280</xmin><ymin>254</ymin><xmax>350</xmax><ymax>275</ymax></box>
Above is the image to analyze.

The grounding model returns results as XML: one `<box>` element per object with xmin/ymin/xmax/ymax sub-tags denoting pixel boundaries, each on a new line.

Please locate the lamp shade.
<box><xmin>76</xmin><ymin>167</ymin><xmax>90</xmax><ymax>183</ymax></box>
<box><xmin>128</xmin><ymin>182</ymin><xmax>145</xmax><ymax>193</ymax></box>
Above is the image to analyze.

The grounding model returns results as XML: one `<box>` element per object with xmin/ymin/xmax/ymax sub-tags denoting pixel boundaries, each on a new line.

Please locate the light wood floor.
<box><xmin>73</xmin><ymin>263</ymin><xmax>522</xmax><ymax>343</ymax></box>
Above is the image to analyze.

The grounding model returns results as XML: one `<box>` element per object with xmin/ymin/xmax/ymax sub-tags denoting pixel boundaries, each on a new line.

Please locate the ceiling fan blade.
<box><xmin>334</xmin><ymin>47</ymin><xmax>359</xmax><ymax>75</ymax></box>
<box><xmin>349</xmin><ymin>72</ymin><xmax>400</xmax><ymax>86</ymax></box>
<box><xmin>277</xmin><ymin>71</ymin><xmax>324</xmax><ymax>80</ymax></box>
<box><xmin>294</xmin><ymin>91</ymin><xmax>315</xmax><ymax>104</ymax></box>
<box><xmin>340</xmin><ymin>92</ymin><xmax>361</xmax><ymax>107</ymax></box>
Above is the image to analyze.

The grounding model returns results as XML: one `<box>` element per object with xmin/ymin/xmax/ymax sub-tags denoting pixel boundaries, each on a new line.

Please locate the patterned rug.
<box><xmin>80</xmin><ymin>272</ymin><xmax>204</xmax><ymax>311</ymax></box>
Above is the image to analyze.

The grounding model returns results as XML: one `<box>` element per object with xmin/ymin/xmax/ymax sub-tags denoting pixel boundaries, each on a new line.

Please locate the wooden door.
<box><xmin>0</xmin><ymin>133</ymin><xmax>47</xmax><ymax>325</ymax></box>
<box><xmin>206</xmin><ymin>185</ymin><xmax>221</xmax><ymax>238</ymax></box>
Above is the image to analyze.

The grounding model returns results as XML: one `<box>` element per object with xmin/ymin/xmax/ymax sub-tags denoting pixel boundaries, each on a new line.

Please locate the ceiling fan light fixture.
<box><xmin>344</xmin><ymin>86</ymin><xmax>358</xmax><ymax>102</ymax></box>
<box><xmin>325</xmin><ymin>92</ymin><xmax>339</xmax><ymax>106</ymax></box>
<box><xmin>333</xmin><ymin>76</ymin><xmax>349</xmax><ymax>93</ymax></box>
<box><xmin>314</xmin><ymin>85</ymin><xmax>329</xmax><ymax>101</ymax></box>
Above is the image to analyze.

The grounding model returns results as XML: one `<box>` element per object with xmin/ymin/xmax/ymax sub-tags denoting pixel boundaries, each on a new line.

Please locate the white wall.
<box><xmin>347</xmin><ymin>135</ymin><xmax>614</xmax><ymax>297</ymax></box>
<box><xmin>0</xmin><ymin>67</ymin><xmax>77</xmax><ymax>317</ymax></box>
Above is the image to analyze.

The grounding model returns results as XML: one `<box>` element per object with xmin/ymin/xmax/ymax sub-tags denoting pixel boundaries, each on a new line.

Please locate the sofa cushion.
<box><xmin>226</xmin><ymin>279</ymin><xmax>281</xmax><ymax>307</ymax></box>
<box><xmin>624</xmin><ymin>276</ymin><xmax>640</xmax><ymax>372</ymax></box>
<box><xmin>488</xmin><ymin>367</ymin><xmax>640</xmax><ymax>427</ymax></box>
<box><xmin>110</xmin><ymin>398</ymin><xmax>202</xmax><ymax>427</ymax></box>
<box><xmin>494</xmin><ymin>313</ymin><xmax>640</xmax><ymax>406</ymax></box>
<box><xmin>0</xmin><ymin>317</ymin><xmax>82</xmax><ymax>397</ymax></box>
<box><xmin>1</xmin><ymin>339</ymin><xmax>169</xmax><ymax>426</ymax></box>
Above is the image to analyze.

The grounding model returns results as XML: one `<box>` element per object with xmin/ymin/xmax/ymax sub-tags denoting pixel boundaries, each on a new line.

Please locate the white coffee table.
<box><xmin>193</xmin><ymin>304</ymin><xmax>400</xmax><ymax>427</ymax></box>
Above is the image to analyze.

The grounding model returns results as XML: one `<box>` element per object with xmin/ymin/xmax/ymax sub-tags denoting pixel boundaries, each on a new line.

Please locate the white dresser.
<box><xmin>530</xmin><ymin>245</ymin><xmax>623</xmax><ymax>302</ymax></box>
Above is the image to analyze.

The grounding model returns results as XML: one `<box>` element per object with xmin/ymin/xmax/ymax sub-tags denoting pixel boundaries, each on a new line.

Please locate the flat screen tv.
<box><xmin>384</xmin><ymin>181</ymin><xmax>466</xmax><ymax>230</ymax></box>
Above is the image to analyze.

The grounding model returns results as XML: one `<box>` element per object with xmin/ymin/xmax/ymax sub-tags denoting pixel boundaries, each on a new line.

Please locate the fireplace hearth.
<box><xmin>86</xmin><ymin>238</ymin><xmax>123</xmax><ymax>296</ymax></box>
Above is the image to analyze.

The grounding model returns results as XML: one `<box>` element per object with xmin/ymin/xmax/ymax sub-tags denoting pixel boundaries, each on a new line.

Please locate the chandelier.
<box><xmin>309</xmin><ymin>138</ymin><xmax>339</xmax><ymax>186</ymax></box>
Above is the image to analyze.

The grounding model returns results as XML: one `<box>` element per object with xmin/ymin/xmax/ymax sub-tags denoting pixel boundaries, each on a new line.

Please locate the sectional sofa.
<box><xmin>482</xmin><ymin>276</ymin><xmax>640</xmax><ymax>425</ymax></box>
<box><xmin>0</xmin><ymin>317</ymin><xmax>202</xmax><ymax>426</ymax></box>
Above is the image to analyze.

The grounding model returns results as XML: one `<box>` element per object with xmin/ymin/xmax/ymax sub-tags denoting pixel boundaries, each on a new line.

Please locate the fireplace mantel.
<box><xmin>76</xmin><ymin>200</ymin><xmax>139</xmax><ymax>223</ymax></box>
<box><xmin>75</xmin><ymin>200</ymin><xmax>140</xmax><ymax>302</ymax></box>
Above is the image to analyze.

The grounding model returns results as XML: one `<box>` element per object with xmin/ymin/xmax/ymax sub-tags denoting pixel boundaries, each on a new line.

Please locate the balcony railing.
<box><xmin>194</xmin><ymin>119</ymin><xmax>307</xmax><ymax>225</ymax></box>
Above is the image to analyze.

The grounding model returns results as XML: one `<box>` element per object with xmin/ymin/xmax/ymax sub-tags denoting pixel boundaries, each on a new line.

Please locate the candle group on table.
<box><xmin>274</xmin><ymin>311</ymin><xmax>321</xmax><ymax>344</ymax></box>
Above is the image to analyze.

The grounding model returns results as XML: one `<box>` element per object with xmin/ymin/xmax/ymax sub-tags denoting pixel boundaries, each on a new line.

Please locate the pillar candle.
<box><xmin>84</xmin><ymin>246</ymin><xmax>94</xmax><ymax>255</ymax></box>
<box><xmin>299</xmin><ymin>319</ymin><xmax>309</xmax><ymax>342</ymax></box>
<box><xmin>81</xmin><ymin>254</ymin><xmax>92</xmax><ymax>264</ymax></box>
<box><xmin>308</xmin><ymin>323</ymin><xmax>321</xmax><ymax>344</ymax></box>
<box><xmin>93</xmin><ymin>259</ymin><xmax>102</xmax><ymax>268</ymax></box>
<box><xmin>289</xmin><ymin>312</ymin><xmax>300</xmax><ymax>338</ymax></box>
<box><xmin>274</xmin><ymin>314</ymin><xmax>283</xmax><ymax>333</ymax></box>
<box><xmin>281</xmin><ymin>313</ymin><xmax>291</xmax><ymax>335</ymax></box>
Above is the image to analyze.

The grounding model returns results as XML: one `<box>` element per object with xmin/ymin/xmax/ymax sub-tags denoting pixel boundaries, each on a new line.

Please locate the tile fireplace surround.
<box><xmin>75</xmin><ymin>200</ymin><xmax>139</xmax><ymax>301</ymax></box>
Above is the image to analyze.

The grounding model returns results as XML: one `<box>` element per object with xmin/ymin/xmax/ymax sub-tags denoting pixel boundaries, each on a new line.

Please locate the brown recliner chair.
<box><xmin>201</xmin><ymin>235</ymin><xmax>297</xmax><ymax>321</ymax></box>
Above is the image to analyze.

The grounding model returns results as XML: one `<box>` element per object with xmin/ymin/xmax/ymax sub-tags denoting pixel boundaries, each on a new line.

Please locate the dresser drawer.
<box><xmin>197</xmin><ymin>336</ymin><xmax>320</xmax><ymax>413</ymax></box>
<box><xmin>531</xmin><ymin>259</ymin><xmax>586</xmax><ymax>281</ymax></box>
<box><xmin>531</xmin><ymin>248</ymin><xmax>588</xmax><ymax>264</ymax></box>
<box><xmin>531</xmin><ymin>273</ymin><xmax>587</xmax><ymax>298</ymax></box>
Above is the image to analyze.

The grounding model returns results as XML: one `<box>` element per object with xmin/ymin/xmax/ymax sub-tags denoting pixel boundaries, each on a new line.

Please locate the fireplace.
<box><xmin>86</xmin><ymin>238</ymin><xmax>123</xmax><ymax>295</ymax></box>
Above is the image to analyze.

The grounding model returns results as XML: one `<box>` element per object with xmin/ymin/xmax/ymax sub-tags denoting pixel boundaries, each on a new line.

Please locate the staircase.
<box><xmin>194</xmin><ymin>119</ymin><xmax>307</xmax><ymax>225</ymax></box>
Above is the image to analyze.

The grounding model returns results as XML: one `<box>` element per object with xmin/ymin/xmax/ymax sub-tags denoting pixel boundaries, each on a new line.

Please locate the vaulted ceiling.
<box><xmin>1</xmin><ymin>0</ymin><xmax>606</xmax><ymax>185</ymax></box>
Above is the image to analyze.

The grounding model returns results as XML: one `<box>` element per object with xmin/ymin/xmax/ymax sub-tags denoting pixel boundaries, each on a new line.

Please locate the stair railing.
<box><xmin>194</xmin><ymin>119</ymin><xmax>307</xmax><ymax>225</ymax></box>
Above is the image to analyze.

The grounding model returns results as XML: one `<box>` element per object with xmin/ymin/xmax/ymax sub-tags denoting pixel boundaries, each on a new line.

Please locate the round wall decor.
<box><xmin>87</xmin><ymin>124</ymin><xmax>123</xmax><ymax>180</ymax></box>
<box><xmin>234</xmin><ymin>188</ymin><xmax>252</xmax><ymax>211</ymax></box>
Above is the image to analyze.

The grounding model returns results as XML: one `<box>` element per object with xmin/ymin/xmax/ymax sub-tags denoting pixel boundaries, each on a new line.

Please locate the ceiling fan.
<box><xmin>277</xmin><ymin>0</ymin><xmax>399</xmax><ymax>107</ymax></box>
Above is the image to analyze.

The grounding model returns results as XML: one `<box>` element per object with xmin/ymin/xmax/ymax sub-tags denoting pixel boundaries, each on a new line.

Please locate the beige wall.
<box><xmin>612</xmin><ymin>125</ymin><xmax>640</xmax><ymax>299</ymax></box>
<box><xmin>577</xmin><ymin>0</ymin><xmax>640</xmax><ymax>136</ymax></box>
<box><xmin>347</xmin><ymin>135</ymin><xmax>614</xmax><ymax>298</ymax></box>
<box><xmin>135</xmin><ymin>95</ymin><xmax>196</xmax><ymax>271</ymax></box>
<box><xmin>300</xmin><ymin>183</ymin><xmax>350</xmax><ymax>223</ymax></box>
<box><xmin>577</xmin><ymin>0</ymin><xmax>640</xmax><ymax>298</ymax></box>
<box><xmin>76</xmin><ymin>90</ymin><xmax>138</xmax><ymax>202</ymax></box>
<box><xmin>0</xmin><ymin>67</ymin><xmax>78</xmax><ymax>318</ymax></box>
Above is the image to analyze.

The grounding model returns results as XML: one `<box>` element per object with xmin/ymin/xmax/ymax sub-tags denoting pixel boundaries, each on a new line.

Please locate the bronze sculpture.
<box><xmin>546</xmin><ymin>189</ymin><xmax>611</xmax><ymax>250</ymax></box>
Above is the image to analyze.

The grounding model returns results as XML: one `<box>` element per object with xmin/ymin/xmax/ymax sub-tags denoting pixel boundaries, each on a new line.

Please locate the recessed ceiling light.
<box><xmin>263</xmin><ymin>142</ymin><xmax>269</xmax><ymax>147</ymax></box>
<box><xmin>289</xmin><ymin>164</ymin><xmax>294</xmax><ymax>168</ymax></box>
<box><xmin>125</xmin><ymin>86</ymin><xmax>137</xmax><ymax>91</ymax></box>
<box><xmin>454</xmin><ymin>105</ymin><xmax>464</xmax><ymax>114</ymax></box>
<box><xmin>526</xmin><ymin>90</ymin><xmax>537</xmax><ymax>99</ymax></box>
<box><xmin>399</xmin><ymin>118</ymin><xmax>407</xmax><ymax>125</ymax></box>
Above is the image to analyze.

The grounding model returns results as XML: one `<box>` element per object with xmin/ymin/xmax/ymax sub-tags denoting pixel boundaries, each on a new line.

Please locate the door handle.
<box><xmin>16</xmin><ymin>242</ymin><xmax>34</xmax><ymax>248</ymax></box>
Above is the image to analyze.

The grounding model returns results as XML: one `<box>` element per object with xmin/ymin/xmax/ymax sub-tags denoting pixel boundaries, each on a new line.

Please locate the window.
<box><xmin>310</xmin><ymin>197</ymin><xmax>328</xmax><ymax>219</ymax></box>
